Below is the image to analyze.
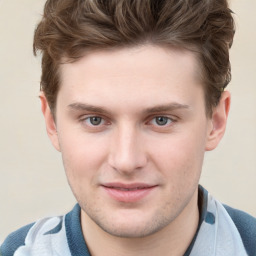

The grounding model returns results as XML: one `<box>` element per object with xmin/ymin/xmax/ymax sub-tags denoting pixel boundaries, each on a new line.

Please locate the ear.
<box><xmin>205</xmin><ymin>91</ymin><xmax>231</xmax><ymax>151</ymax></box>
<box><xmin>39</xmin><ymin>92</ymin><xmax>61</xmax><ymax>151</ymax></box>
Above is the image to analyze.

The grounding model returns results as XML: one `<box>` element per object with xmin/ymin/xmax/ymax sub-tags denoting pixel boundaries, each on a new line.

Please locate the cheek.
<box><xmin>150</xmin><ymin>131</ymin><xmax>206</xmax><ymax>183</ymax></box>
<box><xmin>151</xmin><ymin>134</ymin><xmax>205</xmax><ymax>209</ymax></box>
<box><xmin>58</xmin><ymin>130</ymin><xmax>109</xmax><ymax>185</ymax></box>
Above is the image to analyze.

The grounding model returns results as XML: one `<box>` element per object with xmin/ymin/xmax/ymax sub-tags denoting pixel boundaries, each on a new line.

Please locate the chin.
<box><xmin>99</xmin><ymin>222</ymin><xmax>162</xmax><ymax>238</ymax></box>
<box><xmin>90</xmin><ymin>209</ymin><xmax>175</xmax><ymax>239</ymax></box>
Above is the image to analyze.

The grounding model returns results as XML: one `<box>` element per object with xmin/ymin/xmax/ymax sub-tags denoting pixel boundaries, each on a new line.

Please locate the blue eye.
<box><xmin>152</xmin><ymin>116</ymin><xmax>172</xmax><ymax>126</ymax></box>
<box><xmin>87</xmin><ymin>116</ymin><xmax>103</xmax><ymax>126</ymax></box>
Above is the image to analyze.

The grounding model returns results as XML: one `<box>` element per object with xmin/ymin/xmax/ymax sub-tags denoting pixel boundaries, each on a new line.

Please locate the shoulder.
<box><xmin>0</xmin><ymin>216</ymin><xmax>65</xmax><ymax>256</ymax></box>
<box><xmin>0</xmin><ymin>222</ymin><xmax>35</xmax><ymax>256</ymax></box>
<box><xmin>224</xmin><ymin>204</ymin><xmax>256</xmax><ymax>256</ymax></box>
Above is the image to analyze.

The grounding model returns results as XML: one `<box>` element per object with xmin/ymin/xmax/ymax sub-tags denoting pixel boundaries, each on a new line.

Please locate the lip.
<box><xmin>101</xmin><ymin>183</ymin><xmax>157</xmax><ymax>203</ymax></box>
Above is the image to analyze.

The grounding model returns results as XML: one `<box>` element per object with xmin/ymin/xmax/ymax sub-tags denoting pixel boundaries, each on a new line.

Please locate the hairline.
<box><xmin>47</xmin><ymin>42</ymin><xmax>213</xmax><ymax>119</ymax></box>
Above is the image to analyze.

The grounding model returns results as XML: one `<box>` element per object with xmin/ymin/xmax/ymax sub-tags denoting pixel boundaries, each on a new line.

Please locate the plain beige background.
<box><xmin>0</xmin><ymin>0</ymin><xmax>255</xmax><ymax>242</ymax></box>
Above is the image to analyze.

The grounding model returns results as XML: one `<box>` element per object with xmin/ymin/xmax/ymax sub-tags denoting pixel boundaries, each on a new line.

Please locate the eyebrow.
<box><xmin>68</xmin><ymin>103</ymin><xmax>109</xmax><ymax>115</ymax></box>
<box><xmin>68</xmin><ymin>102</ymin><xmax>190</xmax><ymax>115</ymax></box>
<box><xmin>143</xmin><ymin>103</ymin><xmax>190</xmax><ymax>114</ymax></box>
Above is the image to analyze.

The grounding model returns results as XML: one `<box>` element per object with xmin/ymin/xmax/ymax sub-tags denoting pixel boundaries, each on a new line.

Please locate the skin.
<box><xmin>40</xmin><ymin>45</ymin><xmax>230</xmax><ymax>256</ymax></box>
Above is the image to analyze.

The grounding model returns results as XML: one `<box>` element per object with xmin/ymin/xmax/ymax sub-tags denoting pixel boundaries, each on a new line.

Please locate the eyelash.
<box><xmin>80</xmin><ymin>116</ymin><xmax>109</xmax><ymax>127</ymax></box>
<box><xmin>79</xmin><ymin>115</ymin><xmax>176</xmax><ymax>130</ymax></box>
<box><xmin>147</xmin><ymin>116</ymin><xmax>174</xmax><ymax>127</ymax></box>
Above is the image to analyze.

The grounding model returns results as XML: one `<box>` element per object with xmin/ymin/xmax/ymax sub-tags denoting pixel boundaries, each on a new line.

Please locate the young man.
<box><xmin>1</xmin><ymin>0</ymin><xmax>256</xmax><ymax>255</ymax></box>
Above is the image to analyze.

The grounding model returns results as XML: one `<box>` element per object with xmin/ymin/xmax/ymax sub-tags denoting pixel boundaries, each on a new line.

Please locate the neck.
<box><xmin>81</xmin><ymin>190</ymin><xmax>199</xmax><ymax>256</ymax></box>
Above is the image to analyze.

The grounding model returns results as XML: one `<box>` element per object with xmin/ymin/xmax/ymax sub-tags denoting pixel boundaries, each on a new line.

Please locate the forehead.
<box><xmin>60</xmin><ymin>45</ymin><xmax>200</xmax><ymax>81</ymax></box>
<box><xmin>58</xmin><ymin>45</ymin><xmax>204</xmax><ymax>112</ymax></box>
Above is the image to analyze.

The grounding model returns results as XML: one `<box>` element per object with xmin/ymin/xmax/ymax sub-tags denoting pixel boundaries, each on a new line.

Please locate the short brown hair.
<box><xmin>34</xmin><ymin>0</ymin><xmax>235</xmax><ymax>116</ymax></box>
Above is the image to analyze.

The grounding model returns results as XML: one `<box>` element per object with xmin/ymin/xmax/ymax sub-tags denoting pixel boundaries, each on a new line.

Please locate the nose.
<box><xmin>108</xmin><ymin>125</ymin><xmax>147</xmax><ymax>175</ymax></box>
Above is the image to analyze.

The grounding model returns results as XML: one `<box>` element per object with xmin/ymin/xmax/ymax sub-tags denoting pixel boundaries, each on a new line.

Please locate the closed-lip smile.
<box><xmin>101</xmin><ymin>183</ymin><xmax>158</xmax><ymax>202</ymax></box>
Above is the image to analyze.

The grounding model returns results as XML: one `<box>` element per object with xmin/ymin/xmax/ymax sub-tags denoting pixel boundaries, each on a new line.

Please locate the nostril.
<box><xmin>108</xmin><ymin>151</ymin><xmax>147</xmax><ymax>174</ymax></box>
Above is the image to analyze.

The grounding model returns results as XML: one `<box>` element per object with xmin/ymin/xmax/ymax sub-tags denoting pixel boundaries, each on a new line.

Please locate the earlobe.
<box><xmin>39</xmin><ymin>92</ymin><xmax>61</xmax><ymax>151</ymax></box>
<box><xmin>205</xmin><ymin>91</ymin><xmax>231</xmax><ymax>151</ymax></box>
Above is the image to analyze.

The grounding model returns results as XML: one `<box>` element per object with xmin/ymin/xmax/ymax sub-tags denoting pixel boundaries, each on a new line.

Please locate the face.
<box><xmin>42</xmin><ymin>45</ymin><xmax>228</xmax><ymax>238</ymax></box>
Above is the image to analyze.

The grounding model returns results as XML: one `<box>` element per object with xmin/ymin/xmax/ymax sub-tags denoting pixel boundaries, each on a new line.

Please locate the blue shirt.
<box><xmin>1</xmin><ymin>186</ymin><xmax>256</xmax><ymax>256</ymax></box>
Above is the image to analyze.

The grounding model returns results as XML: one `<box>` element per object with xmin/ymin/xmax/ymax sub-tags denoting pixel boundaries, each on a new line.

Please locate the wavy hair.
<box><xmin>34</xmin><ymin>0</ymin><xmax>235</xmax><ymax>115</ymax></box>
